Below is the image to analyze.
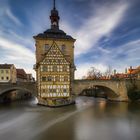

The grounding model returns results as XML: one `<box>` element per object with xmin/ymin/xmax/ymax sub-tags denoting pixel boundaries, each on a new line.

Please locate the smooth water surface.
<box><xmin>0</xmin><ymin>96</ymin><xmax>140</xmax><ymax>140</ymax></box>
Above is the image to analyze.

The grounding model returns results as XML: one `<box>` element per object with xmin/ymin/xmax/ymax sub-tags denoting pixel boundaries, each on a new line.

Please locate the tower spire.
<box><xmin>50</xmin><ymin>0</ymin><xmax>60</xmax><ymax>29</ymax></box>
<box><xmin>53</xmin><ymin>0</ymin><xmax>56</xmax><ymax>10</ymax></box>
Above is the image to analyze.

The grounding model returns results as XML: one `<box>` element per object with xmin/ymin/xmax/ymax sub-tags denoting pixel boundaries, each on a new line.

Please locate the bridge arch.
<box><xmin>0</xmin><ymin>87</ymin><xmax>37</xmax><ymax>103</ymax></box>
<box><xmin>0</xmin><ymin>87</ymin><xmax>36</xmax><ymax>97</ymax></box>
<box><xmin>0</xmin><ymin>82</ymin><xmax>37</xmax><ymax>97</ymax></box>
<box><xmin>73</xmin><ymin>80</ymin><xmax>129</xmax><ymax>101</ymax></box>
<box><xmin>81</xmin><ymin>85</ymin><xmax>119</xmax><ymax>99</ymax></box>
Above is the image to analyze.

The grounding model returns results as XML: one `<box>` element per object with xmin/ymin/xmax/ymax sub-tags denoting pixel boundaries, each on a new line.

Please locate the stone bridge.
<box><xmin>73</xmin><ymin>79</ymin><xmax>140</xmax><ymax>101</ymax></box>
<box><xmin>0</xmin><ymin>80</ymin><xmax>140</xmax><ymax>102</ymax></box>
<box><xmin>0</xmin><ymin>82</ymin><xmax>37</xmax><ymax>96</ymax></box>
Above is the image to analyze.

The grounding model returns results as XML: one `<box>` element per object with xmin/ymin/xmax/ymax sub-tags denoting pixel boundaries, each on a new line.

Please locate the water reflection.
<box><xmin>0</xmin><ymin>96</ymin><xmax>140</xmax><ymax>140</ymax></box>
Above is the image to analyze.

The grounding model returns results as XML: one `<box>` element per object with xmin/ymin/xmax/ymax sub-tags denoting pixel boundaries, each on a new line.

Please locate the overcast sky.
<box><xmin>0</xmin><ymin>0</ymin><xmax>140</xmax><ymax>78</ymax></box>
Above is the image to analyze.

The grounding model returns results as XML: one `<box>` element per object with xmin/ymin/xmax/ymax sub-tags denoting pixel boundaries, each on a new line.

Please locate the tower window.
<box><xmin>43</xmin><ymin>66</ymin><xmax>48</xmax><ymax>71</ymax></box>
<box><xmin>67</xmin><ymin>66</ymin><xmax>70</xmax><ymax>72</ymax></box>
<box><xmin>47</xmin><ymin>76</ymin><xmax>52</xmax><ymax>81</ymax></box>
<box><xmin>55</xmin><ymin>76</ymin><xmax>59</xmax><ymax>82</ymax></box>
<box><xmin>48</xmin><ymin>65</ymin><xmax>53</xmax><ymax>72</ymax></box>
<box><xmin>42</xmin><ymin>77</ymin><xmax>46</xmax><ymax>82</ymax></box>
<box><xmin>64</xmin><ymin>76</ymin><xmax>69</xmax><ymax>82</ymax></box>
<box><xmin>53</xmin><ymin>89</ymin><xmax>56</xmax><ymax>93</ymax></box>
<box><xmin>41</xmin><ymin>66</ymin><xmax>48</xmax><ymax>72</ymax></box>
<box><xmin>63</xmin><ymin>66</ymin><xmax>67</xmax><ymax>72</ymax></box>
<box><xmin>53</xmin><ymin>65</ymin><xmax>57</xmax><ymax>72</ymax></box>
<box><xmin>63</xmin><ymin>89</ymin><xmax>67</xmax><ymax>93</ymax></box>
<box><xmin>59</xmin><ymin>66</ymin><xmax>63</xmax><ymax>72</ymax></box>
<box><xmin>61</xmin><ymin>44</ymin><xmax>66</xmax><ymax>52</ymax></box>
<box><xmin>49</xmin><ymin>89</ymin><xmax>53</xmax><ymax>93</ymax></box>
<box><xmin>42</xmin><ymin>89</ymin><xmax>45</xmax><ymax>93</ymax></box>
<box><xmin>60</xmin><ymin>76</ymin><xmax>64</xmax><ymax>82</ymax></box>
<box><xmin>44</xmin><ymin>44</ymin><xmax>49</xmax><ymax>52</ymax></box>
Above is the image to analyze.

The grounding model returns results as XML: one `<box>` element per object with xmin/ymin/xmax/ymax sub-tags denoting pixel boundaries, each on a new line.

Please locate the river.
<box><xmin>0</xmin><ymin>96</ymin><xmax>140</xmax><ymax>140</ymax></box>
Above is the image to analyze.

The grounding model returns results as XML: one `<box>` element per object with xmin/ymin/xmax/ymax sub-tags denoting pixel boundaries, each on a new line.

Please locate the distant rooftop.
<box><xmin>0</xmin><ymin>64</ymin><xmax>14</xmax><ymax>69</ymax></box>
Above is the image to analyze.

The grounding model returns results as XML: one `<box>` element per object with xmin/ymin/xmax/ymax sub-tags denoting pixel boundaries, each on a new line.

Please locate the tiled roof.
<box><xmin>34</xmin><ymin>28</ymin><xmax>75</xmax><ymax>41</ymax></box>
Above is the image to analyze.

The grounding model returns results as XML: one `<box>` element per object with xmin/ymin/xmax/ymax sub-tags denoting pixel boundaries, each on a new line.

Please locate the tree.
<box><xmin>86</xmin><ymin>67</ymin><xmax>102</xmax><ymax>79</ymax></box>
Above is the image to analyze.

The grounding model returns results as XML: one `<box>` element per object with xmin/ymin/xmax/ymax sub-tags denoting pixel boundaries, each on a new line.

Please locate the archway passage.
<box><xmin>80</xmin><ymin>85</ymin><xmax>119</xmax><ymax>100</ymax></box>
<box><xmin>0</xmin><ymin>88</ymin><xmax>36</xmax><ymax>103</ymax></box>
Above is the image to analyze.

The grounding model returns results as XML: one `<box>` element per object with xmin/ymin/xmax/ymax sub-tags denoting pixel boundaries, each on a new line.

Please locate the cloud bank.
<box><xmin>0</xmin><ymin>0</ymin><xmax>140</xmax><ymax>80</ymax></box>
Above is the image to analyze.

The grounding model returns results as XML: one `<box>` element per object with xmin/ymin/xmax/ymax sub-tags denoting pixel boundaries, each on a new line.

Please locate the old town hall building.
<box><xmin>34</xmin><ymin>0</ymin><xmax>76</xmax><ymax>106</ymax></box>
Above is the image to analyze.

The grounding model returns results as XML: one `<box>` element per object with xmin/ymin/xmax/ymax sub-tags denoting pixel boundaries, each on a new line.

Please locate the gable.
<box><xmin>41</xmin><ymin>41</ymin><xmax>70</xmax><ymax>65</ymax></box>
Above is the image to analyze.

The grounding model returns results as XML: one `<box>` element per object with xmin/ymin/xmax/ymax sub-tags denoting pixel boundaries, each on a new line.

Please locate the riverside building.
<box><xmin>33</xmin><ymin>0</ymin><xmax>76</xmax><ymax>106</ymax></box>
<box><xmin>0</xmin><ymin>64</ymin><xmax>17</xmax><ymax>83</ymax></box>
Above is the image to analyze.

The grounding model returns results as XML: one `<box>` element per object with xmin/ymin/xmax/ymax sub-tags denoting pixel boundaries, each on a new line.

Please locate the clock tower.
<box><xmin>33</xmin><ymin>0</ymin><xmax>76</xmax><ymax>107</ymax></box>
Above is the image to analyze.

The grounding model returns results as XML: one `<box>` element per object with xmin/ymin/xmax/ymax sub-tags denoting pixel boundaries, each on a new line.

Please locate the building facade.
<box><xmin>0</xmin><ymin>64</ymin><xmax>17</xmax><ymax>83</ymax></box>
<box><xmin>26</xmin><ymin>74</ymin><xmax>35</xmax><ymax>82</ymax></box>
<box><xmin>128</xmin><ymin>66</ymin><xmax>140</xmax><ymax>80</ymax></box>
<box><xmin>16</xmin><ymin>69</ymin><xmax>27</xmax><ymax>82</ymax></box>
<box><xmin>17</xmin><ymin>69</ymin><xmax>35</xmax><ymax>82</ymax></box>
<box><xmin>34</xmin><ymin>1</ymin><xmax>76</xmax><ymax>106</ymax></box>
